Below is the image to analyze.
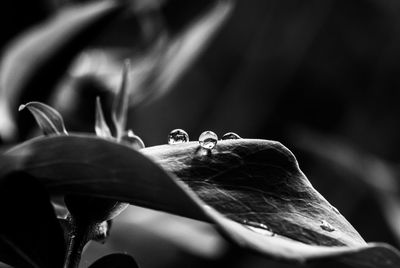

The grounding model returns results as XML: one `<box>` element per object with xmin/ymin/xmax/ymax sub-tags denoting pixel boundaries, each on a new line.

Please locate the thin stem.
<box><xmin>63</xmin><ymin>218</ymin><xmax>92</xmax><ymax>268</ymax></box>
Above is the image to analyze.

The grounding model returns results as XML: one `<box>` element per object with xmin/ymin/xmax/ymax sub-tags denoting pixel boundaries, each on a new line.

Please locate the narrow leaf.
<box><xmin>19</xmin><ymin>102</ymin><xmax>68</xmax><ymax>135</ymax></box>
<box><xmin>112</xmin><ymin>61</ymin><xmax>130</xmax><ymax>140</ymax></box>
<box><xmin>129</xmin><ymin>0</ymin><xmax>233</xmax><ymax>106</ymax></box>
<box><xmin>89</xmin><ymin>253</ymin><xmax>139</xmax><ymax>268</ymax></box>
<box><xmin>0</xmin><ymin>0</ymin><xmax>124</xmax><ymax>140</ymax></box>
<box><xmin>0</xmin><ymin>172</ymin><xmax>65</xmax><ymax>268</ymax></box>
<box><xmin>68</xmin><ymin>1</ymin><xmax>233</xmax><ymax>109</ymax></box>
<box><xmin>95</xmin><ymin>97</ymin><xmax>112</xmax><ymax>139</ymax></box>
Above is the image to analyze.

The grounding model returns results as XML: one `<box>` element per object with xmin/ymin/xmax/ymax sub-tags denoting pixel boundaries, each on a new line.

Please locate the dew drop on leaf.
<box><xmin>199</xmin><ymin>131</ymin><xmax>218</xmax><ymax>150</ymax></box>
<box><xmin>168</xmin><ymin>129</ymin><xmax>189</xmax><ymax>144</ymax></box>
<box><xmin>221</xmin><ymin>132</ymin><xmax>241</xmax><ymax>140</ymax></box>
<box><xmin>320</xmin><ymin>220</ymin><xmax>335</xmax><ymax>232</ymax></box>
<box><xmin>331</xmin><ymin>206</ymin><xmax>340</xmax><ymax>215</ymax></box>
<box><xmin>121</xmin><ymin>130</ymin><xmax>145</xmax><ymax>149</ymax></box>
<box><xmin>243</xmin><ymin>220</ymin><xmax>275</xmax><ymax>236</ymax></box>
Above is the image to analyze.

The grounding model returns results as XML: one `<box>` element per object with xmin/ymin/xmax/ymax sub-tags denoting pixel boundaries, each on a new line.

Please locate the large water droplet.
<box><xmin>168</xmin><ymin>129</ymin><xmax>189</xmax><ymax>144</ymax></box>
<box><xmin>199</xmin><ymin>131</ymin><xmax>218</xmax><ymax>150</ymax></box>
<box><xmin>221</xmin><ymin>132</ymin><xmax>241</xmax><ymax>140</ymax></box>
<box><xmin>320</xmin><ymin>220</ymin><xmax>335</xmax><ymax>232</ymax></box>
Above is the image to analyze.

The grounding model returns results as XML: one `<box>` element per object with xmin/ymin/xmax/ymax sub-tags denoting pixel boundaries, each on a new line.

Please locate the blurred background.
<box><xmin>2</xmin><ymin>0</ymin><xmax>400</xmax><ymax>267</ymax></box>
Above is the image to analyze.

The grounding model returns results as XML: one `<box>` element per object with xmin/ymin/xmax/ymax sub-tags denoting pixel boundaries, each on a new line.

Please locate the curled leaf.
<box><xmin>95</xmin><ymin>97</ymin><xmax>112</xmax><ymax>139</ymax></box>
<box><xmin>142</xmin><ymin>141</ymin><xmax>365</xmax><ymax>247</ymax></box>
<box><xmin>19</xmin><ymin>102</ymin><xmax>67</xmax><ymax>135</ymax></box>
<box><xmin>1</xmin><ymin>135</ymin><xmax>400</xmax><ymax>267</ymax></box>
<box><xmin>0</xmin><ymin>134</ymin><xmax>209</xmax><ymax>222</ymax></box>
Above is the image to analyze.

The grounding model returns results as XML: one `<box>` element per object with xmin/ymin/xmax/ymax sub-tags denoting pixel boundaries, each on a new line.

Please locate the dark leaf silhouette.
<box><xmin>0</xmin><ymin>0</ymin><xmax>125</xmax><ymax>140</ymax></box>
<box><xmin>89</xmin><ymin>253</ymin><xmax>139</xmax><ymax>268</ymax></box>
<box><xmin>1</xmin><ymin>135</ymin><xmax>400</xmax><ymax>267</ymax></box>
<box><xmin>0</xmin><ymin>172</ymin><xmax>65</xmax><ymax>268</ymax></box>
<box><xmin>19</xmin><ymin>102</ymin><xmax>68</xmax><ymax>135</ymax></box>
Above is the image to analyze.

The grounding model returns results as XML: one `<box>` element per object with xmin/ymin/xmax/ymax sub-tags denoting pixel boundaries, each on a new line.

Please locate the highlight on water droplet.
<box><xmin>199</xmin><ymin>131</ymin><xmax>218</xmax><ymax>150</ymax></box>
<box><xmin>168</xmin><ymin>129</ymin><xmax>189</xmax><ymax>144</ymax></box>
<box><xmin>320</xmin><ymin>220</ymin><xmax>335</xmax><ymax>232</ymax></box>
<box><xmin>221</xmin><ymin>132</ymin><xmax>241</xmax><ymax>140</ymax></box>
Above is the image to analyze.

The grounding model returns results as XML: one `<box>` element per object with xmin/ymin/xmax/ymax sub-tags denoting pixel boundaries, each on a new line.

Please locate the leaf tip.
<box><xmin>18</xmin><ymin>104</ymin><xmax>26</xmax><ymax>112</ymax></box>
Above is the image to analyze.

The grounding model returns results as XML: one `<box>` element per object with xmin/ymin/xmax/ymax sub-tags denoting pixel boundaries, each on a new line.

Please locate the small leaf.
<box><xmin>112</xmin><ymin>61</ymin><xmax>130</xmax><ymax>140</ymax></box>
<box><xmin>0</xmin><ymin>172</ymin><xmax>65</xmax><ymax>268</ymax></box>
<box><xmin>89</xmin><ymin>253</ymin><xmax>139</xmax><ymax>268</ymax></box>
<box><xmin>0</xmin><ymin>0</ymin><xmax>125</xmax><ymax>140</ymax></box>
<box><xmin>95</xmin><ymin>97</ymin><xmax>112</xmax><ymax>139</ymax></box>
<box><xmin>19</xmin><ymin>102</ymin><xmax>68</xmax><ymax>135</ymax></box>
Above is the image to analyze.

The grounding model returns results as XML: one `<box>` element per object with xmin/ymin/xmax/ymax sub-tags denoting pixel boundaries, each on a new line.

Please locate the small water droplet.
<box><xmin>199</xmin><ymin>131</ymin><xmax>218</xmax><ymax>150</ymax></box>
<box><xmin>243</xmin><ymin>220</ymin><xmax>275</xmax><ymax>236</ymax></box>
<box><xmin>168</xmin><ymin>129</ymin><xmax>189</xmax><ymax>144</ymax></box>
<box><xmin>121</xmin><ymin>130</ymin><xmax>145</xmax><ymax>149</ymax></box>
<box><xmin>320</xmin><ymin>220</ymin><xmax>335</xmax><ymax>232</ymax></box>
<box><xmin>331</xmin><ymin>206</ymin><xmax>340</xmax><ymax>214</ymax></box>
<box><xmin>221</xmin><ymin>132</ymin><xmax>241</xmax><ymax>140</ymax></box>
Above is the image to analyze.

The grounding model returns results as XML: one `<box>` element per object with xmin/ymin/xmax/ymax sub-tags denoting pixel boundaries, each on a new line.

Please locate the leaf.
<box><xmin>1</xmin><ymin>135</ymin><xmax>400</xmax><ymax>267</ymax></box>
<box><xmin>292</xmin><ymin>127</ymin><xmax>400</xmax><ymax>245</ymax></box>
<box><xmin>95</xmin><ymin>97</ymin><xmax>112</xmax><ymax>139</ymax></box>
<box><xmin>0</xmin><ymin>172</ymin><xmax>65</xmax><ymax>268</ymax></box>
<box><xmin>19</xmin><ymin>102</ymin><xmax>68</xmax><ymax>135</ymax></box>
<box><xmin>0</xmin><ymin>134</ymin><xmax>209</xmax><ymax>222</ymax></box>
<box><xmin>131</xmin><ymin>0</ymin><xmax>233</xmax><ymax>105</ymax></box>
<box><xmin>89</xmin><ymin>253</ymin><xmax>139</xmax><ymax>268</ymax></box>
<box><xmin>130</xmin><ymin>0</ymin><xmax>233</xmax><ymax>106</ymax></box>
<box><xmin>112</xmin><ymin>61</ymin><xmax>130</xmax><ymax>140</ymax></box>
<box><xmin>70</xmin><ymin>1</ymin><xmax>233</xmax><ymax>109</ymax></box>
<box><xmin>0</xmin><ymin>0</ymin><xmax>125</xmax><ymax>140</ymax></box>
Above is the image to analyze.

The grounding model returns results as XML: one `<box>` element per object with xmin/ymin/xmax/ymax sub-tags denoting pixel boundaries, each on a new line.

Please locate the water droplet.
<box><xmin>331</xmin><ymin>206</ymin><xmax>340</xmax><ymax>214</ymax></box>
<box><xmin>221</xmin><ymin>132</ymin><xmax>241</xmax><ymax>140</ymax></box>
<box><xmin>121</xmin><ymin>130</ymin><xmax>145</xmax><ymax>149</ymax></box>
<box><xmin>168</xmin><ymin>129</ymin><xmax>189</xmax><ymax>144</ymax></box>
<box><xmin>199</xmin><ymin>131</ymin><xmax>218</xmax><ymax>150</ymax></box>
<box><xmin>320</xmin><ymin>220</ymin><xmax>335</xmax><ymax>232</ymax></box>
<box><xmin>243</xmin><ymin>220</ymin><xmax>275</xmax><ymax>236</ymax></box>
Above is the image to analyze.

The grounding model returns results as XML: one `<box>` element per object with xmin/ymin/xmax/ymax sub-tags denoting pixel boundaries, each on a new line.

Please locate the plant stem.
<box><xmin>63</xmin><ymin>218</ymin><xmax>92</xmax><ymax>268</ymax></box>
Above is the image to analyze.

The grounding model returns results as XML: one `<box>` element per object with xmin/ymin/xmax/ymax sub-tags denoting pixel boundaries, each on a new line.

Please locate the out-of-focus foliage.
<box><xmin>2</xmin><ymin>0</ymin><xmax>400</xmax><ymax>267</ymax></box>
